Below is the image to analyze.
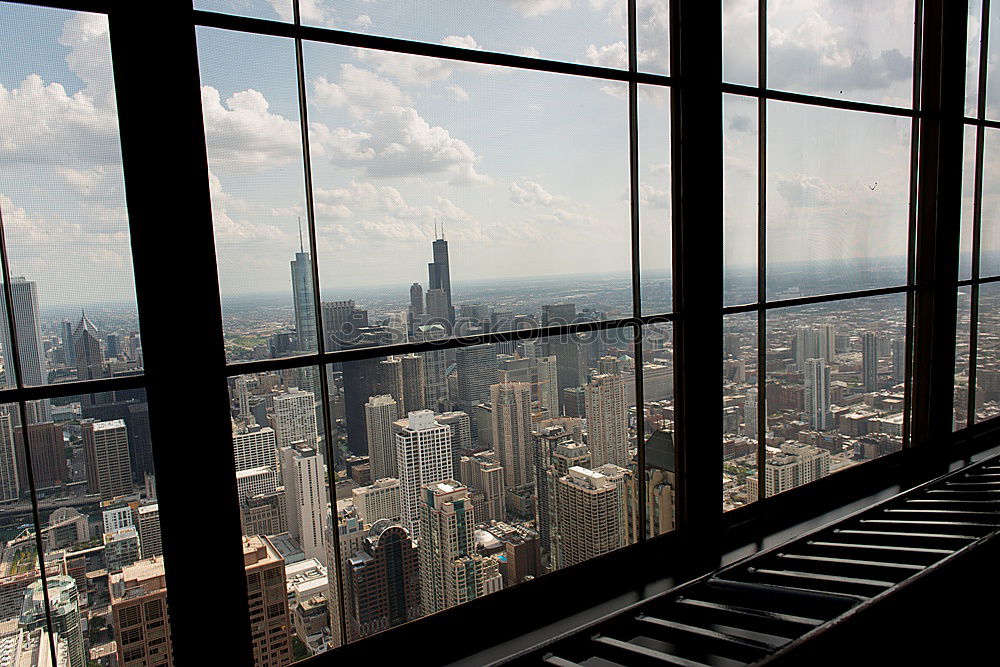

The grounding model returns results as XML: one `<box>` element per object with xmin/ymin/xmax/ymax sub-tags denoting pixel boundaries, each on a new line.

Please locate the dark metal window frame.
<box><xmin>0</xmin><ymin>0</ymin><xmax>983</xmax><ymax>665</ymax></box>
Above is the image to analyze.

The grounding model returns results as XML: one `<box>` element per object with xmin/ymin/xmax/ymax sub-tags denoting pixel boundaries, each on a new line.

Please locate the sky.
<box><xmin>0</xmin><ymin>0</ymin><xmax>997</xmax><ymax>314</ymax></box>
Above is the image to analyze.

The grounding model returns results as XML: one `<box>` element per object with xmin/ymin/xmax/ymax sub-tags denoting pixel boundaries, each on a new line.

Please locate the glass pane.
<box><xmin>766</xmin><ymin>103</ymin><xmax>910</xmax><ymax>300</ymax></box>
<box><xmin>955</xmin><ymin>288</ymin><xmax>973</xmax><ymax>431</ymax></box>
<box><xmin>975</xmin><ymin>282</ymin><xmax>1000</xmax><ymax>423</ymax></box>
<box><xmin>760</xmin><ymin>294</ymin><xmax>906</xmax><ymax>499</ymax></box>
<box><xmin>961</xmin><ymin>125</ymin><xmax>977</xmax><ymax>281</ymax></box>
<box><xmin>302</xmin><ymin>0</ymin><xmax>633</xmax><ymax>73</ymax></box>
<box><xmin>0</xmin><ymin>5</ymin><xmax>142</xmax><ymax>387</ymax></box>
<box><xmin>767</xmin><ymin>1</ymin><xmax>915</xmax><ymax>107</ymax></box>
<box><xmin>723</xmin><ymin>312</ymin><xmax>757</xmax><ymax>511</ymax></box>
<box><xmin>639</xmin><ymin>84</ymin><xmax>671</xmax><ymax>316</ymax></box>
<box><xmin>968</xmin><ymin>0</ymin><xmax>984</xmax><ymax>118</ymax></box>
<box><xmin>302</xmin><ymin>43</ymin><xmax>631</xmax><ymax>345</ymax></box>
<box><xmin>986</xmin><ymin>0</ymin><xmax>1000</xmax><ymax>120</ymax></box>
<box><xmin>724</xmin><ymin>94</ymin><xmax>758</xmax><ymax>306</ymax></box>
<box><xmin>724</xmin><ymin>0</ymin><xmax>757</xmax><ymax>86</ymax></box>
<box><xmin>639</xmin><ymin>323</ymin><xmax>674</xmax><ymax>537</ymax></box>
<box><xmin>197</xmin><ymin>28</ymin><xmax>316</xmax><ymax>364</ymax></box>
<box><xmin>194</xmin><ymin>0</ymin><xmax>291</xmax><ymax>22</ymax></box>
<box><xmin>979</xmin><ymin>127</ymin><xmax>1000</xmax><ymax>277</ymax></box>
<box><xmin>25</xmin><ymin>389</ymin><xmax>173</xmax><ymax>666</ymax></box>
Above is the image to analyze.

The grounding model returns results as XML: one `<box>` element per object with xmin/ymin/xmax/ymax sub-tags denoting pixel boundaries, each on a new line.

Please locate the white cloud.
<box><xmin>268</xmin><ymin>0</ymin><xmax>336</xmax><ymax>27</ymax></box>
<box><xmin>312</xmin><ymin>65</ymin><xmax>409</xmax><ymax>115</ymax></box>
<box><xmin>519</xmin><ymin>46</ymin><xmax>541</xmax><ymax>58</ymax></box>
<box><xmin>505</xmin><ymin>0</ymin><xmax>572</xmax><ymax>17</ymax></box>
<box><xmin>586</xmin><ymin>42</ymin><xmax>627</xmax><ymax>69</ymax></box>
<box><xmin>357</xmin><ymin>35</ymin><xmax>483</xmax><ymax>84</ymax></box>
<box><xmin>56</xmin><ymin>166</ymin><xmax>107</xmax><ymax>196</ymax></box>
<box><xmin>355</xmin><ymin>14</ymin><xmax>372</xmax><ymax>27</ymax></box>
<box><xmin>448</xmin><ymin>85</ymin><xmax>470</xmax><ymax>102</ymax></box>
<box><xmin>639</xmin><ymin>183</ymin><xmax>669</xmax><ymax>208</ymax></box>
<box><xmin>510</xmin><ymin>180</ymin><xmax>566</xmax><ymax>206</ymax></box>
<box><xmin>208</xmin><ymin>172</ymin><xmax>287</xmax><ymax>243</ymax></box>
<box><xmin>200</xmin><ymin>86</ymin><xmax>302</xmax><ymax>170</ymax></box>
<box><xmin>58</xmin><ymin>12</ymin><xmax>115</xmax><ymax>106</ymax></box>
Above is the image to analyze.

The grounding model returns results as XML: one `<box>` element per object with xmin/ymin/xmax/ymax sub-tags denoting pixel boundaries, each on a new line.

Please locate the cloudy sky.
<box><xmin>0</xmin><ymin>0</ymin><xmax>996</xmax><ymax>315</ymax></box>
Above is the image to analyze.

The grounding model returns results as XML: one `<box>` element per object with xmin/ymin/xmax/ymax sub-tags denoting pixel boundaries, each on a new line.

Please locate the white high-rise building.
<box><xmin>232</xmin><ymin>423</ymin><xmax>277</xmax><ymax>473</ymax></box>
<box><xmin>273</xmin><ymin>388</ymin><xmax>318</xmax><ymax>450</ymax></box>
<box><xmin>234</xmin><ymin>376</ymin><xmax>251</xmax><ymax>422</ymax></box>
<box><xmin>584</xmin><ymin>374</ymin><xmax>629</xmax><ymax>468</ymax></box>
<box><xmin>281</xmin><ymin>442</ymin><xmax>326</xmax><ymax>562</ymax></box>
<box><xmin>818</xmin><ymin>324</ymin><xmax>836</xmax><ymax>363</ymax></box>
<box><xmin>552</xmin><ymin>464</ymin><xmax>630</xmax><ymax>570</ymax></box>
<box><xmin>804</xmin><ymin>358</ymin><xmax>831</xmax><ymax>431</ymax></box>
<box><xmin>491</xmin><ymin>377</ymin><xmax>533</xmax><ymax>489</ymax></box>
<box><xmin>536</xmin><ymin>356</ymin><xmax>560</xmax><ymax>418</ymax></box>
<box><xmin>744</xmin><ymin>387</ymin><xmax>759</xmax><ymax>441</ymax></box>
<box><xmin>748</xmin><ymin>442</ymin><xmax>832</xmax><ymax>498</ymax></box>
<box><xmin>365</xmin><ymin>395</ymin><xmax>398</xmax><ymax>480</ymax></box>
<box><xmin>352</xmin><ymin>477</ymin><xmax>401</xmax><ymax>525</ymax></box>
<box><xmin>418</xmin><ymin>480</ymin><xmax>502</xmax><ymax>614</ymax></box>
<box><xmin>795</xmin><ymin>326</ymin><xmax>819</xmax><ymax>371</ymax></box>
<box><xmin>235</xmin><ymin>466</ymin><xmax>277</xmax><ymax>504</ymax></box>
<box><xmin>394</xmin><ymin>410</ymin><xmax>452</xmax><ymax>541</ymax></box>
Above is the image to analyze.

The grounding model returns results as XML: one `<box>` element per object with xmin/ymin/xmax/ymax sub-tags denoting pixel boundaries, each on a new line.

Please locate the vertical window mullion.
<box><xmin>755</xmin><ymin>0</ymin><xmax>767</xmax><ymax>503</ymax></box>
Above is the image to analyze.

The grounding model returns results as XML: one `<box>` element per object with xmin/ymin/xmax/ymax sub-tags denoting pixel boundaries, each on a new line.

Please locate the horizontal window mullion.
<box><xmin>0</xmin><ymin>372</ymin><xmax>146</xmax><ymax>403</ymax></box>
<box><xmin>721</xmin><ymin>83</ymin><xmax>919</xmax><ymax>118</ymax></box>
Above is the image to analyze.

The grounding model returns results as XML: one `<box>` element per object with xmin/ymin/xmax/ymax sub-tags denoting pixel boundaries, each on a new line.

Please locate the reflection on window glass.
<box><xmin>986</xmin><ymin>0</ymin><xmax>1000</xmax><ymax>120</ymax></box>
<box><xmin>0</xmin><ymin>4</ymin><xmax>142</xmax><ymax>387</ymax></box>
<box><xmin>967</xmin><ymin>0</ymin><xmax>984</xmax><ymax>118</ymax></box>
<box><xmin>724</xmin><ymin>94</ymin><xmax>758</xmax><ymax>306</ymax></box>
<box><xmin>960</xmin><ymin>126</ymin><xmax>977</xmax><ymax>281</ymax></box>
<box><xmin>766</xmin><ymin>103</ymin><xmax>911</xmax><ymax>300</ymax></box>
<box><xmin>955</xmin><ymin>288</ymin><xmax>973</xmax><ymax>431</ymax></box>
<box><xmin>639</xmin><ymin>323</ymin><xmax>674</xmax><ymax>536</ymax></box>
<box><xmin>766</xmin><ymin>0</ymin><xmax>915</xmax><ymax>107</ymax></box>
<box><xmin>230</xmin><ymin>325</ymin><xmax>648</xmax><ymax>653</ymax></box>
<box><xmin>975</xmin><ymin>283</ymin><xmax>1000</xmax><ymax>423</ymax></box>
<box><xmin>759</xmin><ymin>295</ymin><xmax>906</xmax><ymax>499</ymax></box>
<box><xmin>724</xmin><ymin>0</ymin><xmax>757</xmax><ymax>86</ymax></box>
<box><xmin>723</xmin><ymin>312</ymin><xmax>757</xmax><ymax>511</ymax></box>
<box><xmin>979</xmin><ymin>127</ymin><xmax>1000</xmax><ymax>277</ymax></box>
<box><xmin>0</xmin><ymin>390</ymin><xmax>173</xmax><ymax>666</ymax></box>
<box><xmin>639</xmin><ymin>85</ymin><xmax>671</xmax><ymax>316</ymax></box>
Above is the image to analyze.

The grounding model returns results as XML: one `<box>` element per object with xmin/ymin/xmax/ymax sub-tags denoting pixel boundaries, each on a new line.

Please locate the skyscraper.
<box><xmin>365</xmin><ymin>395</ymin><xmax>399</xmax><ymax>480</ymax></box>
<box><xmin>344</xmin><ymin>521</ymin><xmax>420</xmax><ymax>642</ymax></box>
<box><xmin>290</xmin><ymin>232</ymin><xmax>317</xmax><ymax>354</ymax></box>
<box><xmin>62</xmin><ymin>318</ymin><xmax>76</xmax><ymax>366</ymax></box>
<box><xmin>458</xmin><ymin>452</ymin><xmax>506</xmax><ymax>524</ymax></box>
<box><xmin>427</xmin><ymin>232</ymin><xmax>453</xmax><ymax>323</ymax></box>
<box><xmin>744</xmin><ymin>387</ymin><xmax>759</xmax><ymax>441</ymax></box>
<box><xmin>747</xmin><ymin>442</ymin><xmax>832</xmax><ymax>498</ymax></box>
<box><xmin>352</xmin><ymin>477</ymin><xmax>402</xmax><ymax>525</ymax></box>
<box><xmin>0</xmin><ymin>278</ymin><xmax>46</xmax><ymax>389</ymax></box>
<box><xmin>536</xmin><ymin>356</ymin><xmax>560</xmax><ymax>418</ymax></box>
<box><xmin>552</xmin><ymin>465</ymin><xmax>630</xmax><ymax>570</ymax></box>
<box><xmin>232</xmin><ymin>422</ymin><xmax>278</xmax><ymax>474</ymax></box>
<box><xmin>83</xmin><ymin>419</ymin><xmax>132</xmax><ymax>501</ymax></box>
<box><xmin>585</xmin><ymin>373</ymin><xmax>629</xmax><ymax>468</ymax></box>
<box><xmin>455</xmin><ymin>344</ymin><xmax>497</xmax><ymax>414</ymax></box>
<box><xmin>862</xmin><ymin>331</ymin><xmax>878</xmax><ymax>392</ymax></box>
<box><xmin>20</xmin><ymin>575</ymin><xmax>84</xmax><ymax>667</ymax></box>
<box><xmin>394</xmin><ymin>410</ymin><xmax>453</xmax><ymax>541</ymax></box>
<box><xmin>414</xmin><ymin>324</ymin><xmax>448</xmax><ymax>410</ymax></box>
<box><xmin>110</xmin><ymin>557</ymin><xmax>173</xmax><ymax>666</ymax></box>
<box><xmin>281</xmin><ymin>442</ymin><xmax>326</xmax><ymax>562</ymax></box>
<box><xmin>491</xmin><ymin>377</ymin><xmax>533</xmax><ymax>489</ymax></box>
<box><xmin>400</xmin><ymin>354</ymin><xmax>427</xmax><ymax>413</ymax></box>
<box><xmin>272</xmin><ymin>388</ymin><xmax>318</xmax><ymax>451</ymax></box>
<box><xmin>804</xmin><ymin>358</ymin><xmax>831</xmax><ymax>431</ymax></box>
<box><xmin>243</xmin><ymin>535</ymin><xmax>292</xmax><ymax>667</ymax></box>
<box><xmin>419</xmin><ymin>481</ymin><xmax>502</xmax><ymax>614</ymax></box>
<box><xmin>0</xmin><ymin>408</ymin><xmax>18</xmax><ymax>501</ymax></box>
<box><xmin>409</xmin><ymin>282</ymin><xmax>424</xmax><ymax>318</ymax></box>
<box><xmin>892</xmin><ymin>336</ymin><xmax>906</xmax><ymax>383</ymax></box>
<box><xmin>794</xmin><ymin>326</ymin><xmax>819</xmax><ymax>371</ymax></box>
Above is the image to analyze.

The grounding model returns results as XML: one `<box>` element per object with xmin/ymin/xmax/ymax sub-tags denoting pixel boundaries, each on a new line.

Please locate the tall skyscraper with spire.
<box><xmin>427</xmin><ymin>222</ymin><xmax>453</xmax><ymax>324</ymax></box>
<box><xmin>291</xmin><ymin>219</ymin><xmax>317</xmax><ymax>354</ymax></box>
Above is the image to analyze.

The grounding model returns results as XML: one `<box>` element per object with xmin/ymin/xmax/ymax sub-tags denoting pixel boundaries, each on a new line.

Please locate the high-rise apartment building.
<box><xmin>394</xmin><ymin>410</ymin><xmax>452</xmax><ymax>540</ymax></box>
<box><xmin>536</xmin><ymin>355</ymin><xmax>560</xmax><ymax>418</ymax></box>
<box><xmin>585</xmin><ymin>373</ymin><xmax>629</xmax><ymax>468</ymax></box>
<box><xmin>365</xmin><ymin>395</ymin><xmax>399</xmax><ymax>480</ymax></box>
<box><xmin>804</xmin><ymin>358</ymin><xmax>831</xmax><ymax>431</ymax></box>
<box><xmin>110</xmin><ymin>557</ymin><xmax>172</xmax><ymax>666</ymax></box>
<box><xmin>862</xmin><ymin>331</ymin><xmax>879</xmax><ymax>392</ymax></box>
<box><xmin>491</xmin><ymin>377</ymin><xmax>533</xmax><ymax>489</ymax></box>
<box><xmin>455</xmin><ymin>344</ymin><xmax>497</xmax><ymax>414</ymax></box>
<box><xmin>458</xmin><ymin>452</ymin><xmax>506</xmax><ymax>524</ymax></box>
<box><xmin>82</xmin><ymin>419</ymin><xmax>132</xmax><ymax>501</ymax></box>
<box><xmin>20</xmin><ymin>576</ymin><xmax>84</xmax><ymax>667</ymax></box>
<box><xmin>137</xmin><ymin>504</ymin><xmax>163</xmax><ymax>559</ymax></box>
<box><xmin>419</xmin><ymin>481</ymin><xmax>502</xmax><ymax>614</ymax></box>
<box><xmin>272</xmin><ymin>388</ymin><xmax>318</xmax><ymax>452</ymax></box>
<box><xmin>243</xmin><ymin>535</ymin><xmax>292</xmax><ymax>667</ymax></box>
<box><xmin>352</xmin><ymin>477</ymin><xmax>402</xmax><ymax>525</ymax></box>
<box><xmin>281</xmin><ymin>442</ymin><xmax>326</xmax><ymax>562</ymax></box>
<box><xmin>233</xmin><ymin>422</ymin><xmax>278</xmax><ymax>473</ymax></box>
<box><xmin>892</xmin><ymin>336</ymin><xmax>906</xmax><ymax>383</ymax></box>
<box><xmin>552</xmin><ymin>465</ymin><xmax>630</xmax><ymax>571</ymax></box>
<box><xmin>747</xmin><ymin>442</ymin><xmax>832</xmax><ymax>498</ymax></box>
<box><xmin>744</xmin><ymin>387</ymin><xmax>759</xmax><ymax>440</ymax></box>
<box><xmin>343</xmin><ymin>521</ymin><xmax>421</xmax><ymax>642</ymax></box>
<box><xmin>532</xmin><ymin>422</ymin><xmax>588</xmax><ymax>559</ymax></box>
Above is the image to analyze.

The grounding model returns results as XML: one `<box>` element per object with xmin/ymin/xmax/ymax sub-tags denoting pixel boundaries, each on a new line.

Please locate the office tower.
<box><xmin>290</xmin><ymin>236</ymin><xmax>317</xmax><ymax>353</ymax></box>
<box><xmin>425</xmin><ymin>288</ymin><xmax>450</xmax><ymax>324</ymax></box>
<box><xmin>409</xmin><ymin>282</ymin><xmax>424</xmax><ymax>318</ymax></box>
<box><xmin>818</xmin><ymin>324</ymin><xmax>836</xmax><ymax>363</ymax></box>
<box><xmin>21</xmin><ymin>575</ymin><xmax>84</xmax><ymax>667</ymax></box>
<box><xmin>137</xmin><ymin>504</ymin><xmax>162</xmax><ymax>558</ymax></box>
<box><xmin>244</xmin><ymin>535</ymin><xmax>292</xmax><ymax>667</ymax></box>
<box><xmin>419</xmin><ymin>481</ymin><xmax>502</xmax><ymax>614</ymax></box>
<box><xmin>639</xmin><ymin>430</ymin><xmax>676</xmax><ymax>538</ymax></box>
<box><xmin>110</xmin><ymin>557</ymin><xmax>172</xmax><ymax>666</ymax></box>
<box><xmin>455</xmin><ymin>344</ymin><xmax>497</xmax><ymax>414</ymax></box>
<box><xmin>0</xmin><ymin>409</ymin><xmax>17</xmax><ymax>500</ymax></box>
<box><xmin>491</xmin><ymin>377</ymin><xmax>533</xmax><ymax>489</ymax></box>
<box><xmin>553</xmin><ymin>336</ymin><xmax>587</xmax><ymax>411</ymax></box>
<box><xmin>536</xmin><ymin>356</ymin><xmax>559</xmax><ymax>418</ymax></box>
<box><xmin>459</xmin><ymin>452</ymin><xmax>506</xmax><ymax>523</ymax></box>
<box><xmin>552</xmin><ymin>465</ymin><xmax>630</xmax><ymax>570</ymax></box>
<box><xmin>642</xmin><ymin>362</ymin><xmax>673</xmax><ymax>402</ymax></box>
<box><xmin>400</xmin><ymin>354</ymin><xmax>427</xmax><ymax>413</ymax></box>
<box><xmin>598</xmin><ymin>355</ymin><xmax>621</xmax><ymax>376</ymax></box>
<box><xmin>62</xmin><ymin>318</ymin><xmax>75</xmax><ymax>366</ymax></box>
<box><xmin>585</xmin><ymin>374</ymin><xmax>629</xmax><ymax>468</ymax></box>
<box><xmin>412</xmin><ymin>324</ymin><xmax>448</xmax><ymax>409</ymax></box>
<box><xmin>804</xmin><ymin>358</ymin><xmax>831</xmax><ymax>431</ymax></box>
<box><xmin>533</xmin><ymin>422</ymin><xmax>587</xmax><ymax>558</ymax></box>
<box><xmin>236</xmin><ymin>466</ymin><xmax>278</xmax><ymax>504</ymax></box>
<box><xmin>744</xmin><ymin>387</ymin><xmax>759</xmax><ymax>440</ymax></box>
<box><xmin>104</xmin><ymin>526</ymin><xmax>141</xmax><ymax>571</ymax></box>
<box><xmin>241</xmin><ymin>489</ymin><xmax>287</xmax><ymax>536</ymax></box>
<box><xmin>561</xmin><ymin>386</ymin><xmax>586</xmax><ymax>418</ymax></box>
<box><xmin>862</xmin><ymin>331</ymin><xmax>878</xmax><ymax>392</ymax></box>
<box><xmin>232</xmin><ymin>423</ymin><xmax>278</xmax><ymax>473</ymax></box>
<box><xmin>352</xmin><ymin>477</ymin><xmax>402</xmax><ymax>525</ymax></box>
<box><xmin>281</xmin><ymin>442</ymin><xmax>326</xmax><ymax>562</ymax></box>
<box><xmin>723</xmin><ymin>332</ymin><xmax>741</xmax><ymax>359</ymax></box>
<box><xmin>541</xmin><ymin>303</ymin><xmax>576</xmax><ymax>328</ymax></box>
<box><xmin>234</xmin><ymin>376</ymin><xmax>251</xmax><ymax>422</ymax></box>
<box><xmin>377</xmin><ymin>357</ymin><xmax>404</xmax><ymax>405</ymax></box>
<box><xmin>0</xmin><ymin>278</ymin><xmax>46</xmax><ymax>387</ymax></box>
<box><xmin>344</xmin><ymin>521</ymin><xmax>420</xmax><ymax>641</ymax></box>
<box><xmin>747</xmin><ymin>442</ymin><xmax>832</xmax><ymax>498</ymax></box>
<box><xmin>341</xmin><ymin>328</ymin><xmax>396</xmax><ymax>454</ymax></box>
<box><xmin>394</xmin><ymin>410</ymin><xmax>453</xmax><ymax>541</ymax></box>
<box><xmin>365</xmin><ymin>395</ymin><xmax>398</xmax><ymax>480</ymax></box>
<box><xmin>321</xmin><ymin>299</ymin><xmax>367</xmax><ymax>350</ymax></box>
<box><xmin>434</xmin><ymin>410</ymin><xmax>472</xmax><ymax>473</ymax></box>
<box><xmin>892</xmin><ymin>337</ymin><xmax>906</xmax><ymax>383</ymax></box>
<box><xmin>82</xmin><ymin>419</ymin><xmax>132</xmax><ymax>501</ymax></box>
<box><xmin>427</xmin><ymin>233</ymin><xmax>453</xmax><ymax>323</ymax></box>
